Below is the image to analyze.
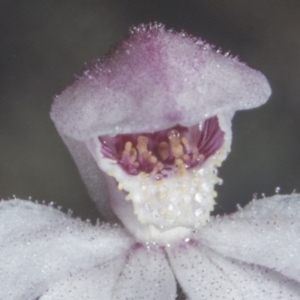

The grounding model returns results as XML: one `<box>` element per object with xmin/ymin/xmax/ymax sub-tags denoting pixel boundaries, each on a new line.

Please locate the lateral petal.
<box><xmin>40</xmin><ymin>258</ymin><xmax>126</xmax><ymax>300</ymax></box>
<box><xmin>167</xmin><ymin>241</ymin><xmax>300</xmax><ymax>300</ymax></box>
<box><xmin>0</xmin><ymin>199</ymin><xmax>134</xmax><ymax>299</ymax></box>
<box><xmin>198</xmin><ymin>194</ymin><xmax>300</xmax><ymax>282</ymax></box>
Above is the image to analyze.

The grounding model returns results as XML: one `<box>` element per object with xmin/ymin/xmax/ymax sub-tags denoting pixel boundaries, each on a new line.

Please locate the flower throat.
<box><xmin>100</xmin><ymin>116</ymin><xmax>225</xmax><ymax>179</ymax></box>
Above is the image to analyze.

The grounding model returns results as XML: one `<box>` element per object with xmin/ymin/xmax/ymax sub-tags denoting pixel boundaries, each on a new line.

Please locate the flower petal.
<box><xmin>198</xmin><ymin>194</ymin><xmax>300</xmax><ymax>282</ymax></box>
<box><xmin>40</xmin><ymin>259</ymin><xmax>125</xmax><ymax>300</ymax></box>
<box><xmin>167</xmin><ymin>241</ymin><xmax>300</xmax><ymax>300</ymax></box>
<box><xmin>112</xmin><ymin>245</ymin><xmax>177</xmax><ymax>299</ymax></box>
<box><xmin>51</xmin><ymin>23</ymin><xmax>271</xmax><ymax>140</ymax></box>
<box><xmin>0</xmin><ymin>199</ymin><xmax>134</xmax><ymax>299</ymax></box>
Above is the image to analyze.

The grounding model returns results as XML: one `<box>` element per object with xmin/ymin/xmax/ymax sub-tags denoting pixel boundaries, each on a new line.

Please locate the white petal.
<box><xmin>41</xmin><ymin>258</ymin><xmax>126</xmax><ymax>300</ymax></box>
<box><xmin>198</xmin><ymin>194</ymin><xmax>300</xmax><ymax>282</ymax></box>
<box><xmin>112</xmin><ymin>245</ymin><xmax>177</xmax><ymax>299</ymax></box>
<box><xmin>167</xmin><ymin>241</ymin><xmax>300</xmax><ymax>300</ymax></box>
<box><xmin>0</xmin><ymin>199</ymin><xmax>134</xmax><ymax>299</ymax></box>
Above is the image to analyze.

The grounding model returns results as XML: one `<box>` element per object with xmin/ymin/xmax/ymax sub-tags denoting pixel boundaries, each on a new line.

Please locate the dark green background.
<box><xmin>1</xmin><ymin>0</ymin><xmax>300</xmax><ymax>221</ymax></box>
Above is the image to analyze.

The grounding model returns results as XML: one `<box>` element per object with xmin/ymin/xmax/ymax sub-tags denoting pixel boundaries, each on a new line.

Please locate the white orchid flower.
<box><xmin>1</xmin><ymin>23</ymin><xmax>299</xmax><ymax>299</ymax></box>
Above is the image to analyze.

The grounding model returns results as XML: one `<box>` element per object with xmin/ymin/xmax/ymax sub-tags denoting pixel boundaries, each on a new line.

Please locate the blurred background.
<box><xmin>1</xmin><ymin>0</ymin><xmax>300</xmax><ymax>221</ymax></box>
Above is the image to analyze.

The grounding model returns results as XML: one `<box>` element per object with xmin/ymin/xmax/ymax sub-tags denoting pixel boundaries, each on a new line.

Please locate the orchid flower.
<box><xmin>1</xmin><ymin>23</ymin><xmax>300</xmax><ymax>299</ymax></box>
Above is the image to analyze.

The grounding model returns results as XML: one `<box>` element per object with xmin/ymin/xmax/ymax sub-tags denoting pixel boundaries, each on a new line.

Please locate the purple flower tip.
<box><xmin>51</xmin><ymin>23</ymin><xmax>271</xmax><ymax>141</ymax></box>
